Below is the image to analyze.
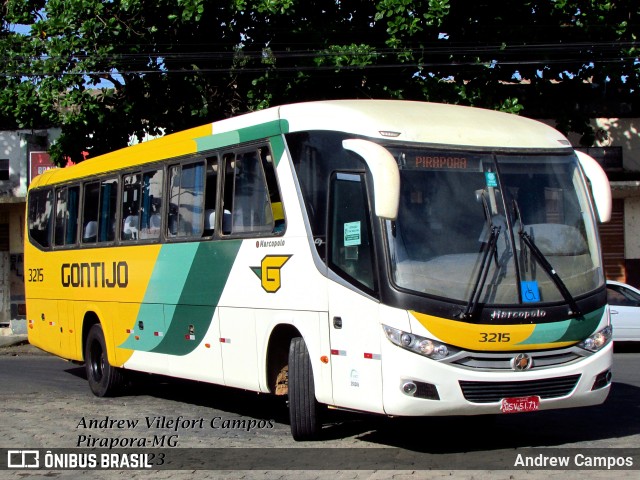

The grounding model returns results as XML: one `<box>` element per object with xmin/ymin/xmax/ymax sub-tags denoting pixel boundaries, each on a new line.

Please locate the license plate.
<box><xmin>500</xmin><ymin>395</ymin><xmax>540</xmax><ymax>414</ymax></box>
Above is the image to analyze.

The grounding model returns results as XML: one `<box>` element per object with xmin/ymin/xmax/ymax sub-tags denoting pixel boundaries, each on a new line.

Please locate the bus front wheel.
<box><xmin>288</xmin><ymin>337</ymin><xmax>321</xmax><ymax>440</ymax></box>
<box><xmin>85</xmin><ymin>323</ymin><xmax>124</xmax><ymax>397</ymax></box>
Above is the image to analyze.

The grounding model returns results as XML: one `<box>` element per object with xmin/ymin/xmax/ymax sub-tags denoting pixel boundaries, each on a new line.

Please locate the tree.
<box><xmin>1</xmin><ymin>0</ymin><xmax>246</xmax><ymax>162</ymax></box>
<box><xmin>1</xmin><ymin>0</ymin><xmax>638</xmax><ymax>163</ymax></box>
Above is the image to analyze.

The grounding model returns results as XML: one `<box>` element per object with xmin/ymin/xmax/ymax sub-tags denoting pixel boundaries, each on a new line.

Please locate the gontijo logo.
<box><xmin>251</xmin><ymin>255</ymin><xmax>292</xmax><ymax>293</ymax></box>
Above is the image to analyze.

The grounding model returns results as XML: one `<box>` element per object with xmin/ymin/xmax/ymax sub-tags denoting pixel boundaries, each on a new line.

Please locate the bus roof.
<box><xmin>30</xmin><ymin>100</ymin><xmax>570</xmax><ymax>188</ymax></box>
<box><xmin>279</xmin><ymin>100</ymin><xmax>570</xmax><ymax>149</ymax></box>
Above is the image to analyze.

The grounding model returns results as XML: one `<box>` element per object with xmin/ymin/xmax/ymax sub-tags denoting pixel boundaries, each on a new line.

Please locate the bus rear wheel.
<box><xmin>85</xmin><ymin>323</ymin><xmax>124</xmax><ymax>397</ymax></box>
<box><xmin>288</xmin><ymin>337</ymin><xmax>321</xmax><ymax>440</ymax></box>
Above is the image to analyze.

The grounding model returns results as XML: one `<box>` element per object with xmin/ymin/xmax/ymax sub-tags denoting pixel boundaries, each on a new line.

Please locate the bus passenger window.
<box><xmin>121</xmin><ymin>173</ymin><xmax>141</xmax><ymax>241</ymax></box>
<box><xmin>203</xmin><ymin>158</ymin><xmax>218</xmax><ymax>236</ymax></box>
<box><xmin>82</xmin><ymin>179</ymin><xmax>117</xmax><ymax>244</ymax></box>
<box><xmin>139</xmin><ymin>169</ymin><xmax>163</xmax><ymax>240</ymax></box>
<box><xmin>259</xmin><ymin>146</ymin><xmax>285</xmax><ymax>233</ymax></box>
<box><xmin>28</xmin><ymin>189</ymin><xmax>53</xmax><ymax>249</ymax></box>
<box><xmin>221</xmin><ymin>153</ymin><xmax>235</xmax><ymax>235</ymax></box>
<box><xmin>54</xmin><ymin>188</ymin><xmax>68</xmax><ymax>246</ymax></box>
<box><xmin>53</xmin><ymin>186</ymin><xmax>80</xmax><ymax>247</ymax></box>
<box><xmin>66</xmin><ymin>186</ymin><xmax>80</xmax><ymax>245</ymax></box>
<box><xmin>221</xmin><ymin>147</ymin><xmax>283</xmax><ymax>236</ymax></box>
<box><xmin>231</xmin><ymin>151</ymin><xmax>272</xmax><ymax>233</ymax></box>
<box><xmin>82</xmin><ymin>182</ymin><xmax>100</xmax><ymax>243</ymax></box>
<box><xmin>167</xmin><ymin>161</ymin><xmax>205</xmax><ymax>238</ymax></box>
<box><xmin>99</xmin><ymin>179</ymin><xmax>118</xmax><ymax>242</ymax></box>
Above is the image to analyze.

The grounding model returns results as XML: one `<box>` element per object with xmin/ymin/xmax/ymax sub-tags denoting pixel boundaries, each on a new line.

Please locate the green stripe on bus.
<box><xmin>516</xmin><ymin>307</ymin><xmax>604</xmax><ymax>345</ymax></box>
<box><xmin>143</xmin><ymin>242</ymin><xmax>201</xmax><ymax>304</ymax></box>
<box><xmin>119</xmin><ymin>240</ymin><xmax>242</xmax><ymax>354</ymax></box>
<box><xmin>269</xmin><ymin>134</ymin><xmax>287</xmax><ymax>166</ymax></box>
<box><xmin>151</xmin><ymin>240</ymin><xmax>242</xmax><ymax>355</ymax></box>
<box><xmin>119</xmin><ymin>243</ymin><xmax>201</xmax><ymax>351</ymax></box>
<box><xmin>237</xmin><ymin>120</ymin><xmax>288</xmax><ymax>144</ymax></box>
<box><xmin>119</xmin><ymin>303</ymin><xmax>164</xmax><ymax>351</ymax></box>
<box><xmin>195</xmin><ymin>120</ymin><xmax>288</xmax><ymax>153</ymax></box>
<box><xmin>196</xmin><ymin>131</ymin><xmax>240</xmax><ymax>151</ymax></box>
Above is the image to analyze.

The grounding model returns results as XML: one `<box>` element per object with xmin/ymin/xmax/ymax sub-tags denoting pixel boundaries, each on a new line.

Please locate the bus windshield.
<box><xmin>386</xmin><ymin>148</ymin><xmax>603</xmax><ymax>307</ymax></box>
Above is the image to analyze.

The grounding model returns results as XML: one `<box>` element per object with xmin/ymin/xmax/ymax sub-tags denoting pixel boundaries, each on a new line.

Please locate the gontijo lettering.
<box><xmin>61</xmin><ymin>262</ymin><xmax>129</xmax><ymax>288</ymax></box>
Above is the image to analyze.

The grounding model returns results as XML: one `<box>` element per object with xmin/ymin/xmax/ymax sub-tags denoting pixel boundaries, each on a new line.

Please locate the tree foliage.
<box><xmin>0</xmin><ymin>0</ymin><xmax>637</xmax><ymax>163</ymax></box>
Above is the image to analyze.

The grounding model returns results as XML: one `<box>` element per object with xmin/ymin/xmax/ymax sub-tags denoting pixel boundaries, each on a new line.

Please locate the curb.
<box><xmin>0</xmin><ymin>335</ymin><xmax>29</xmax><ymax>348</ymax></box>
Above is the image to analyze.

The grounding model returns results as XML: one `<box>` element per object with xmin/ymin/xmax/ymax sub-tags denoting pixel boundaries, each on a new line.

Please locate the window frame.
<box><xmin>27</xmin><ymin>187</ymin><xmax>54</xmax><ymax>250</ymax></box>
<box><xmin>327</xmin><ymin>170</ymin><xmax>379</xmax><ymax>297</ymax></box>
<box><xmin>80</xmin><ymin>176</ymin><xmax>119</xmax><ymax>246</ymax></box>
<box><xmin>166</xmin><ymin>158</ymin><xmax>207</xmax><ymax>241</ymax></box>
<box><xmin>53</xmin><ymin>184</ymin><xmax>81</xmax><ymax>249</ymax></box>
<box><xmin>26</xmin><ymin>140</ymin><xmax>286</xmax><ymax>249</ymax></box>
<box><xmin>120</xmin><ymin>166</ymin><xmax>165</xmax><ymax>244</ymax></box>
<box><xmin>219</xmin><ymin>144</ymin><xmax>286</xmax><ymax>239</ymax></box>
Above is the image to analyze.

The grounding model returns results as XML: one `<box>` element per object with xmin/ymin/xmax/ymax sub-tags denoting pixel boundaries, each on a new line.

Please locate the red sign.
<box><xmin>500</xmin><ymin>396</ymin><xmax>540</xmax><ymax>414</ymax></box>
<box><xmin>29</xmin><ymin>151</ymin><xmax>56</xmax><ymax>182</ymax></box>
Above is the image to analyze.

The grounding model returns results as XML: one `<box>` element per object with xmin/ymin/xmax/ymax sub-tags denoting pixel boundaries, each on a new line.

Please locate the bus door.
<box><xmin>327</xmin><ymin>172</ymin><xmax>384</xmax><ymax>413</ymax></box>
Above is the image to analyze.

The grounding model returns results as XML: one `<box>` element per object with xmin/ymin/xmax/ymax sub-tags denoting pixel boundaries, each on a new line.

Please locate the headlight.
<box><xmin>383</xmin><ymin>325</ymin><xmax>455</xmax><ymax>360</ymax></box>
<box><xmin>578</xmin><ymin>326</ymin><xmax>613</xmax><ymax>352</ymax></box>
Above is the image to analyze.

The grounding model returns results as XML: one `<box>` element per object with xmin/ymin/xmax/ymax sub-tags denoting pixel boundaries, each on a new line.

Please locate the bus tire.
<box><xmin>288</xmin><ymin>336</ymin><xmax>320</xmax><ymax>440</ymax></box>
<box><xmin>85</xmin><ymin>323</ymin><xmax>124</xmax><ymax>397</ymax></box>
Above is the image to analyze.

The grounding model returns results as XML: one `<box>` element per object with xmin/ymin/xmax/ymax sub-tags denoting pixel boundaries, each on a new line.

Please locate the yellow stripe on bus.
<box><xmin>410</xmin><ymin>311</ymin><xmax>576</xmax><ymax>351</ymax></box>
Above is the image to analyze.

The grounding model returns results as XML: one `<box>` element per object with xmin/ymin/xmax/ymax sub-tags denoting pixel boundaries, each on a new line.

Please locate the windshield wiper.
<box><xmin>463</xmin><ymin>225</ymin><xmax>500</xmax><ymax>320</ymax></box>
<box><xmin>463</xmin><ymin>191</ymin><xmax>500</xmax><ymax>320</ymax></box>
<box><xmin>513</xmin><ymin>200</ymin><xmax>582</xmax><ymax>317</ymax></box>
<box><xmin>518</xmin><ymin>231</ymin><xmax>581</xmax><ymax>317</ymax></box>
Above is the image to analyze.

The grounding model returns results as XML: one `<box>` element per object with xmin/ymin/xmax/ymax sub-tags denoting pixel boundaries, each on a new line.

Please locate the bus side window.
<box><xmin>203</xmin><ymin>157</ymin><xmax>218</xmax><ymax>236</ymax></box>
<box><xmin>259</xmin><ymin>146</ymin><xmax>285</xmax><ymax>233</ymax></box>
<box><xmin>66</xmin><ymin>186</ymin><xmax>80</xmax><ymax>245</ymax></box>
<box><xmin>167</xmin><ymin>161</ymin><xmax>205</xmax><ymax>238</ymax></box>
<box><xmin>221</xmin><ymin>153</ymin><xmax>235</xmax><ymax>235</ymax></box>
<box><xmin>28</xmin><ymin>188</ymin><xmax>53</xmax><ymax>249</ymax></box>
<box><xmin>231</xmin><ymin>151</ymin><xmax>272</xmax><ymax>233</ymax></box>
<box><xmin>222</xmin><ymin>147</ymin><xmax>283</xmax><ymax>236</ymax></box>
<box><xmin>82</xmin><ymin>179</ymin><xmax>117</xmax><ymax>244</ymax></box>
<box><xmin>121</xmin><ymin>173</ymin><xmax>141</xmax><ymax>241</ymax></box>
<box><xmin>82</xmin><ymin>182</ymin><xmax>100</xmax><ymax>243</ymax></box>
<box><xmin>54</xmin><ymin>188</ymin><xmax>68</xmax><ymax>246</ymax></box>
<box><xmin>99</xmin><ymin>178</ymin><xmax>118</xmax><ymax>242</ymax></box>
<box><xmin>328</xmin><ymin>172</ymin><xmax>377</xmax><ymax>294</ymax></box>
<box><xmin>139</xmin><ymin>169</ymin><xmax>163</xmax><ymax>240</ymax></box>
<box><xmin>53</xmin><ymin>186</ymin><xmax>79</xmax><ymax>247</ymax></box>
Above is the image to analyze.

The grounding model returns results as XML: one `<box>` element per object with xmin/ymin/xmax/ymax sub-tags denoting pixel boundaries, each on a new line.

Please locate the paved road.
<box><xmin>0</xmin><ymin>343</ymin><xmax>639</xmax><ymax>479</ymax></box>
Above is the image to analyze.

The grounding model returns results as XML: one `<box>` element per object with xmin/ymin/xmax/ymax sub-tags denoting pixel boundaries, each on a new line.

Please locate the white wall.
<box><xmin>0</xmin><ymin>131</ymin><xmax>23</xmax><ymax>197</ymax></box>
<box><xmin>539</xmin><ymin>117</ymin><xmax>640</xmax><ymax>172</ymax></box>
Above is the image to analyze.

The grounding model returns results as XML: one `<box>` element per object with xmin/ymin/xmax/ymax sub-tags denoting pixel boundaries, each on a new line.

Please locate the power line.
<box><xmin>0</xmin><ymin>40</ymin><xmax>637</xmax><ymax>78</ymax></box>
<box><xmin>0</xmin><ymin>39</ymin><xmax>638</xmax><ymax>62</ymax></box>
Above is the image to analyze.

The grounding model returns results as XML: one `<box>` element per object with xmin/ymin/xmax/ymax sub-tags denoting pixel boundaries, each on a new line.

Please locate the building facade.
<box><xmin>571</xmin><ymin>118</ymin><xmax>640</xmax><ymax>287</ymax></box>
<box><xmin>0</xmin><ymin>129</ymin><xmax>58</xmax><ymax>331</ymax></box>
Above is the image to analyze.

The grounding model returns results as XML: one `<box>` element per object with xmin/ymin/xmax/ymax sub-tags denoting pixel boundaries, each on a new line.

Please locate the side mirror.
<box><xmin>575</xmin><ymin>151</ymin><xmax>612</xmax><ymax>223</ymax></box>
<box><xmin>342</xmin><ymin>139</ymin><xmax>400</xmax><ymax>220</ymax></box>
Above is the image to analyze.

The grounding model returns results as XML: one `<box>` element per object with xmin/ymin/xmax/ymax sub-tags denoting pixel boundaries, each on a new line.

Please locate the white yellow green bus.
<box><xmin>25</xmin><ymin>100</ymin><xmax>613</xmax><ymax>440</ymax></box>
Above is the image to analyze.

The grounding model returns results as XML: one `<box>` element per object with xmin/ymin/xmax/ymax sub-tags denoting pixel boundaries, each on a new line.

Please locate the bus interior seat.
<box><xmin>204</xmin><ymin>209</ymin><xmax>216</xmax><ymax>235</ymax></box>
<box><xmin>149</xmin><ymin>214</ymin><xmax>161</xmax><ymax>229</ymax></box>
<box><xmin>204</xmin><ymin>209</ymin><xmax>232</xmax><ymax>235</ymax></box>
<box><xmin>83</xmin><ymin>221</ymin><xmax>97</xmax><ymax>242</ymax></box>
